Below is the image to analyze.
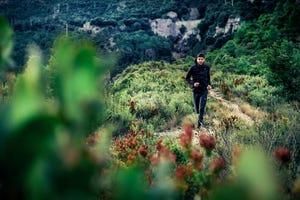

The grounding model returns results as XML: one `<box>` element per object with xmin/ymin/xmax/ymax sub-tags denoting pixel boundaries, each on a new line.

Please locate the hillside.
<box><xmin>0</xmin><ymin>0</ymin><xmax>278</xmax><ymax>74</ymax></box>
<box><xmin>104</xmin><ymin>57</ymin><xmax>298</xmax><ymax>134</ymax></box>
<box><xmin>103</xmin><ymin>1</ymin><xmax>300</xmax><ymax>181</ymax></box>
<box><xmin>103</xmin><ymin>58</ymin><xmax>299</xmax><ymax>199</ymax></box>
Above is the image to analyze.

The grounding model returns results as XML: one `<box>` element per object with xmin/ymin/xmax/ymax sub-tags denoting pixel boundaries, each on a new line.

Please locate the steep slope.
<box><xmin>105</xmin><ymin>59</ymin><xmax>267</xmax><ymax>136</ymax></box>
<box><xmin>105</xmin><ymin>56</ymin><xmax>299</xmax><ymax>178</ymax></box>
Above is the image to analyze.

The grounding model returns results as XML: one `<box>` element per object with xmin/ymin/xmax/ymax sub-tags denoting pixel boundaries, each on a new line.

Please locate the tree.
<box><xmin>265</xmin><ymin>40</ymin><xmax>300</xmax><ymax>101</ymax></box>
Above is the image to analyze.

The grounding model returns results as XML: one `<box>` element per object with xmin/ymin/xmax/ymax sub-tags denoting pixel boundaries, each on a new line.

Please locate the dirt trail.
<box><xmin>209</xmin><ymin>90</ymin><xmax>255</xmax><ymax>125</ymax></box>
<box><xmin>156</xmin><ymin>89</ymin><xmax>264</xmax><ymax>144</ymax></box>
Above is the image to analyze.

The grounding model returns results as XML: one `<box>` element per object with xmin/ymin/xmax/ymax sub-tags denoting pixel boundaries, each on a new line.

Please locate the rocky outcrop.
<box><xmin>189</xmin><ymin>8</ymin><xmax>200</xmax><ymax>20</ymax></box>
<box><xmin>166</xmin><ymin>11</ymin><xmax>178</xmax><ymax>19</ymax></box>
<box><xmin>214</xmin><ymin>16</ymin><xmax>241</xmax><ymax>37</ymax></box>
<box><xmin>150</xmin><ymin>9</ymin><xmax>202</xmax><ymax>39</ymax></box>
<box><xmin>150</xmin><ymin>17</ymin><xmax>202</xmax><ymax>56</ymax></box>
<box><xmin>79</xmin><ymin>22</ymin><xmax>103</xmax><ymax>35</ymax></box>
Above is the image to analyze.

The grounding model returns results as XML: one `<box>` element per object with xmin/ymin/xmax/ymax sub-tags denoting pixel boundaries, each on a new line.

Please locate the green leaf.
<box><xmin>236</xmin><ymin>148</ymin><xmax>278</xmax><ymax>200</ymax></box>
<box><xmin>0</xmin><ymin>16</ymin><xmax>13</xmax><ymax>70</ymax></box>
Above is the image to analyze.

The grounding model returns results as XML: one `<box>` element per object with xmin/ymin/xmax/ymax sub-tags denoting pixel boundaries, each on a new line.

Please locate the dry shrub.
<box><xmin>240</xmin><ymin>103</ymin><xmax>266</xmax><ymax>121</ymax></box>
<box><xmin>182</xmin><ymin>114</ymin><xmax>197</xmax><ymax>127</ymax></box>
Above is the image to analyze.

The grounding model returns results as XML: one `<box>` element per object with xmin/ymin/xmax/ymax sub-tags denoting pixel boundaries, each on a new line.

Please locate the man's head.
<box><xmin>195</xmin><ymin>53</ymin><xmax>205</xmax><ymax>65</ymax></box>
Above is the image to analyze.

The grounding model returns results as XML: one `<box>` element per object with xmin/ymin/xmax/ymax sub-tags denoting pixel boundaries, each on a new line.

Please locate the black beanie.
<box><xmin>197</xmin><ymin>53</ymin><xmax>205</xmax><ymax>58</ymax></box>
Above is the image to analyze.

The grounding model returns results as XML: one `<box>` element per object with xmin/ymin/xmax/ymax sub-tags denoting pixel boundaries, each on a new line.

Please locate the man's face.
<box><xmin>197</xmin><ymin>57</ymin><xmax>205</xmax><ymax>65</ymax></box>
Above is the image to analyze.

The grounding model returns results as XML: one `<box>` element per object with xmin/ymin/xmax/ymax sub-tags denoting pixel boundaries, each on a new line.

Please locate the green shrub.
<box><xmin>106</xmin><ymin>61</ymin><xmax>195</xmax><ymax>133</ymax></box>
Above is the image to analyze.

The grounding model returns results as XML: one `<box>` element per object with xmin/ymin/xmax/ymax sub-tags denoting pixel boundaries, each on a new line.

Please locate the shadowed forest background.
<box><xmin>0</xmin><ymin>0</ymin><xmax>299</xmax><ymax>199</ymax></box>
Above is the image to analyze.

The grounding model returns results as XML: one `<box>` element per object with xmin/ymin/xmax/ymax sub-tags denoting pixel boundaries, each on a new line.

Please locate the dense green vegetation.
<box><xmin>0</xmin><ymin>0</ymin><xmax>279</xmax><ymax>75</ymax></box>
<box><xmin>105</xmin><ymin>0</ymin><xmax>300</xmax><ymax>131</ymax></box>
<box><xmin>0</xmin><ymin>0</ymin><xmax>300</xmax><ymax>199</ymax></box>
<box><xmin>105</xmin><ymin>60</ymin><xmax>194</xmax><ymax>135</ymax></box>
<box><xmin>207</xmin><ymin>0</ymin><xmax>300</xmax><ymax>101</ymax></box>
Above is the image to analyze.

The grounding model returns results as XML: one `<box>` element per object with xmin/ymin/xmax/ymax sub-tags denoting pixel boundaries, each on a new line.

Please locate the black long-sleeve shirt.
<box><xmin>186</xmin><ymin>64</ymin><xmax>211</xmax><ymax>93</ymax></box>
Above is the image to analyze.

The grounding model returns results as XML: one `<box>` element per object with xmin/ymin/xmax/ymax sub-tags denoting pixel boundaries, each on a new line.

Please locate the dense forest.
<box><xmin>0</xmin><ymin>0</ymin><xmax>299</xmax><ymax>199</ymax></box>
<box><xmin>1</xmin><ymin>0</ymin><xmax>278</xmax><ymax>74</ymax></box>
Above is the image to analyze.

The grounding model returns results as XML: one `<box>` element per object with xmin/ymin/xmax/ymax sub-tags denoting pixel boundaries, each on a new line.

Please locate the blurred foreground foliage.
<box><xmin>0</xmin><ymin>16</ymin><xmax>111</xmax><ymax>199</ymax></box>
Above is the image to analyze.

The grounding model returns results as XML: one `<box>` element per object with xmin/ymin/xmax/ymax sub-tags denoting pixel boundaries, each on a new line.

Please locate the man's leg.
<box><xmin>194</xmin><ymin>92</ymin><xmax>202</xmax><ymax>128</ymax></box>
<box><xmin>193</xmin><ymin>92</ymin><xmax>200</xmax><ymax>114</ymax></box>
<box><xmin>198</xmin><ymin>90</ymin><xmax>208</xmax><ymax>126</ymax></box>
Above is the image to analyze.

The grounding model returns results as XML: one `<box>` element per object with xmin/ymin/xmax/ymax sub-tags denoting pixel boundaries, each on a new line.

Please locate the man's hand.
<box><xmin>207</xmin><ymin>85</ymin><xmax>212</xmax><ymax>90</ymax></box>
<box><xmin>194</xmin><ymin>82</ymin><xmax>200</xmax><ymax>87</ymax></box>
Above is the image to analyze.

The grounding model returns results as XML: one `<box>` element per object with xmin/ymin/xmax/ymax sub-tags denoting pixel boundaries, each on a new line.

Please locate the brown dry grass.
<box><xmin>240</xmin><ymin>103</ymin><xmax>266</xmax><ymax>121</ymax></box>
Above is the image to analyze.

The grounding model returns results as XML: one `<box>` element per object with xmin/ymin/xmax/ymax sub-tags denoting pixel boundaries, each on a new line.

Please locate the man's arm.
<box><xmin>185</xmin><ymin>67</ymin><xmax>194</xmax><ymax>87</ymax></box>
<box><xmin>207</xmin><ymin>66</ymin><xmax>212</xmax><ymax>90</ymax></box>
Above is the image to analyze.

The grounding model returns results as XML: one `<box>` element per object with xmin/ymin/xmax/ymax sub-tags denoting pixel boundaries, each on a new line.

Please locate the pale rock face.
<box><xmin>214</xmin><ymin>17</ymin><xmax>241</xmax><ymax>37</ymax></box>
<box><xmin>176</xmin><ymin>20</ymin><xmax>202</xmax><ymax>40</ymax></box>
<box><xmin>189</xmin><ymin>8</ymin><xmax>200</xmax><ymax>20</ymax></box>
<box><xmin>167</xmin><ymin>11</ymin><xmax>178</xmax><ymax>19</ymax></box>
<box><xmin>79</xmin><ymin>22</ymin><xmax>103</xmax><ymax>35</ymax></box>
<box><xmin>117</xmin><ymin>1</ymin><xmax>127</xmax><ymax>12</ymax></box>
<box><xmin>150</xmin><ymin>16</ymin><xmax>202</xmax><ymax>59</ymax></box>
<box><xmin>150</xmin><ymin>18</ymin><xmax>202</xmax><ymax>39</ymax></box>
<box><xmin>150</xmin><ymin>19</ymin><xmax>175</xmax><ymax>37</ymax></box>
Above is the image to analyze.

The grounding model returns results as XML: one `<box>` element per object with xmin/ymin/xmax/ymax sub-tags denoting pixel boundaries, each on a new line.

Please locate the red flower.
<box><xmin>146</xmin><ymin>131</ymin><xmax>151</xmax><ymax>138</ymax></box>
<box><xmin>176</xmin><ymin>165</ymin><xmax>188</xmax><ymax>180</ymax></box>
<box><xmin>156</xmin><ymin>139</ymin><xmax>163</xmax><ymax>151</ymax></box>
<box><xmin>151</xmin><ymin>153</ymin><xmax>159</xmax><ymax>165</ymax></box>
<box><xmin>209</xmin><ymin>157</ymin><xmax>225</xmax><ymax>173</ymax></box>
<box><xmin>128</xmin><ymin>137</ymin><xmax>137</xmax><ymax>149</ymax></box>
<box><xmin>186</xmin><ymin>163</ymin><xmax>194</xmax><ymax>176</ymax></box>
<box><xmin>190</xmin><ymin>149</ymin><xmax>203</xmax><ymax>163</ymax></box>
<box><xmin>232</xmin><ymin>146</ymin><xmax>241</xmax><ymax>165</ymax></box>
<box><xmin>159</xmin><ymin>147</ymin><xmax>176</xmax><ymax>163</ymax></box>
<box><xmin>183</xmin><ymin>124</ymin><xmax>193</xmax><ymax>139</ymax></box>
<box><xmin>274</xmin><ymin>147</ymin><xmax>291</xmax><ymax>163</ymax></box>
<box><xmin>152</xmin><ymin>139</ymin><xmax>176</xmax><ymax>165</ymax></box>
<box><xmin>199</xmin><ymin>134</ymin><xmax>216</xmax><ymax>150</ymax></box>
<box><xmin>151</xmin><ymin>146</ymin><xmax>176</xmax><ymax>165</ymax></box>
<box><xmin>138</xmin><ymin>145</ymin><xmax>148</xmax><ymax>157</ymax></box>
<box><xmin>127</xmin><ymin>154</ymin><xmax>136</xmax><ymax>165</ymax></box>
<box><xmin>179</xmin><ymin>132</ymin><xmax>192</xmax><ymax>148</ymax></box>
<box><xmin>87</xmin><ymin>135</ymin><xmax>96</xmax><ymax>145</ymax></box>
<box><xmin>175</xmin><ymin>163</ymin><xmax>193</xmax><ymax>181</ymax></box>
